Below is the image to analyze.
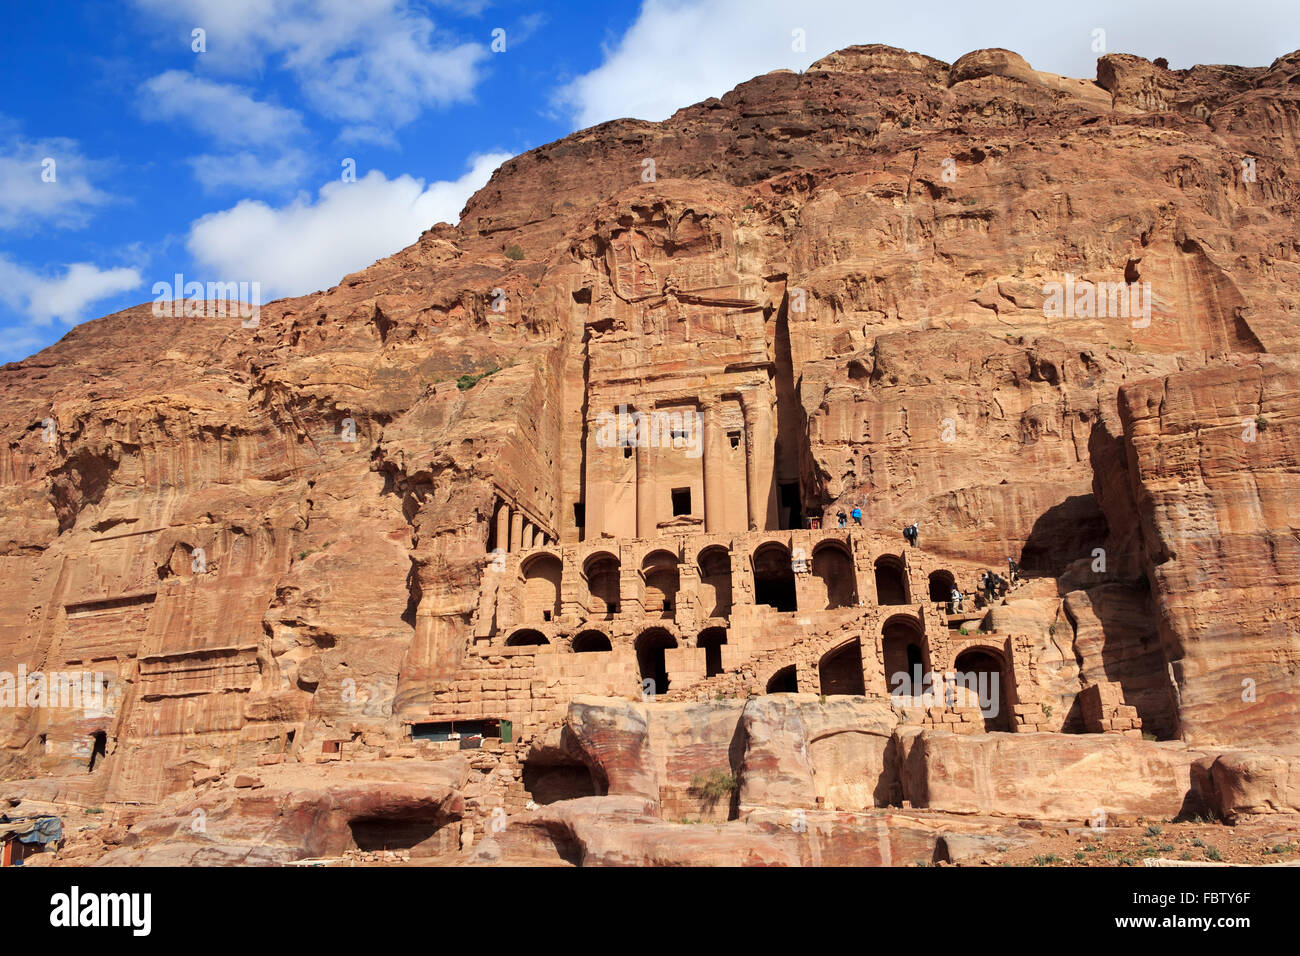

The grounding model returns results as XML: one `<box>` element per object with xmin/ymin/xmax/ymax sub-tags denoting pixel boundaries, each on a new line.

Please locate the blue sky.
<box><xmin>2</xmin><ymin>0</ymin><xmax>1296</xmax><ymax>363</ymax></box>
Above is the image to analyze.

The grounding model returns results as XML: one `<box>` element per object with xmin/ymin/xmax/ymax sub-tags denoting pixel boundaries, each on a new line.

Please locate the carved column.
<box><xmin>559</xmin><ymin>548</ymin><xmax>584</xmax><ymax>620</ymax></box>
<box><xmin>619</xmin><ymin>541</ymin><xmax>644</xmax><ymax>617</ymax></box>
<box><xmin>494</xmin><ymin>500</ymin><xmax>509</xmax><ymax>554</ymax></box>
<box><xmin>702</xmin><ymin>398</ymin><xmax>726</xmax><ymax>533</ymax></box>
<box><xmin>510</xmin><ymin>509</ymin><xmax>523</xmax><ymax>554</ymax></box>
<box><xmin>523</xmin><ymin>522</ymin><xmax>535</xmax><ymax>550</ymax></box>
<box><xmin>635</xmin><ymin>410</ymin><xmax>655</xmax><ymax>539</ymax></box>
<box><xmin>740</xmin><ymin>390</ymin><xmax>776</xmax><ymax>531</ymax></box>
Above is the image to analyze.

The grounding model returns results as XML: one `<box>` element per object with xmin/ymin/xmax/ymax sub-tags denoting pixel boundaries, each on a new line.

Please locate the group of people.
<box><xmin>820</xmin><ymin>505</ymin><xmax>1024</xmax><ymax>606</ymax></box>
<box><xmin>835</xmin><ymin>506</ymin><xmax>863</xmax><ymax>528</ymax></box>
<box><xmin>946</xmin><ymin>559</ymin><xmax>1021</xmax><ymax>613</ymax></box>
<box><xmin>977</xmin><ymin>559</ymin><xmax>1021</xmax><ymax>604</ymax></box>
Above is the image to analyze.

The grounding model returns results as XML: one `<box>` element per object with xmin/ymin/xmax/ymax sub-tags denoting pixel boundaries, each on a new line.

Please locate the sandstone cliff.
<box><xmin>2</xmin><ymin>44</ymin><xmax>1298</xmax><ymax>865</ymax></box>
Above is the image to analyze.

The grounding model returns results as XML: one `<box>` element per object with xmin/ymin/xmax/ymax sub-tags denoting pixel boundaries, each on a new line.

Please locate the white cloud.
<box><xmin>558</xmin><ymin>0</ymin><xmax>1300</xmax><ymax>129</ymax></box>
<box><xmin>132</xmin><ymin>0</ymin><xmax>489</xmax><ymax>137</ymax></box>
<box><xmin>0</xmin><ymin>130</ymin><xmax>112</xmax><ymax>231</ymax></box>
<box><xmin>187</xmin><ymin>150</ymin><xmax>311</xmax><ymax>192</ymax></box>
<box><xmin>138</xmin><ymin>72</ymin><xmax>310</xmax><ymax>192</ymax></box>
<box><xmin>139</xmin><ymin>71</ymin><xmax>306</xmax><ymax>140</ymax></box>
<box><xmin>0</xmin><ymin>256</ymin><xmax>143</xmax><ymax>360</ymax></box>
<box><xmin>185</xmin><ymin>152</ymin><xmax>510</xmax><ymax>299</ymax></box>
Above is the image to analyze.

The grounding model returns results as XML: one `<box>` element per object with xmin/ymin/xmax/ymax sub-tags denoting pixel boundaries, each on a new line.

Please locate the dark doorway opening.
<box><xmin>573</xmin><ymin>630</ymin><xmax>612</xmax><ymax>652</ymax></box>
<box><xmin>522</xmin><ymin>760</ymin><xmax>599</xmax><ymax>804</ymax></box>
<box><xmin>882</xmin><ymin>617</ymin><xmax>929</xmax><ymax>696</ymax></box>
<box><xmin>779</xmin><ymin>482</ymin><xmax>803</xmax><ymax>530</ymax></box>
<box><xmin>636</xmin><ymin>628</ymin><xmax>678</xmax><ymax>696</ymax></box>
<box><xmin>819</xmin><ymin>640</ymin><xmax>866</xmax><ymax>696</ymax></box>
<box><xmin>506</xmin><ymin>629</ymin><xmax>549</xmax><ymax>646</ymax></box>
<box><xmin>928</xmin><ymin>570</ymin><xmax>956</xmax><ymax>603</ymax></box>
<box><xmin>671</xmin><ymin>488</ymin><xmax>692</xmax><ymax>516</ymax></box>
<box><xmin>954</xmin><ymin>649</ymin><xmax>1012</xmax><ymax>732</ymax></box>
<box><xmin>88</xmin><ymin>731</ymin><xmax>107</xmax><ymax>773</ymax></box>
<box><xmin>349</xmin><ymin>817</ymin><xmax>445</xmax><ymax>852</ymax></box>
<box><xmin>698</xmin><ymin>626</ymin><xmax>728</xmax><ymax>677</ymax></box>
<box><xmin>874</xmin><ymin>557</ymin><xmax>909</xmax><ymax>605</ymax></box>
<box><xmin>766</xmin><ymin>665</ymin><xmax>799</xmax><ymax>694</ymax></box>
<box><xmin>813</xmin><ymin>543</ymin><xmax>857</xmax><ymax>608</ymax></box>
<box><xmin>754</xmin><ymin>543</ymin><xmax>797</xmax><ymax>612</ymax></box>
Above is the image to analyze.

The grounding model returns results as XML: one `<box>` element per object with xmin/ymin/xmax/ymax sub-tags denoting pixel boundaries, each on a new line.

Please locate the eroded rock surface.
<box><xmin>3</xmin><ymin>43</ymin><xmax>1299</xmax><ymax>865</ymax></box>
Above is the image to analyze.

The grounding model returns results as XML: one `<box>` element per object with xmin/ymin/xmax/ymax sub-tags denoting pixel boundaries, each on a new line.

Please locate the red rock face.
<box><xmin>1115</xmin><ymin>361</ymin><xmax>1300</xmax><ymax>747</ymax></box>
<box><xmin>2</xmin><ymin>43</ymin><xmax>1299</xmax><ymax>864</ymax></box>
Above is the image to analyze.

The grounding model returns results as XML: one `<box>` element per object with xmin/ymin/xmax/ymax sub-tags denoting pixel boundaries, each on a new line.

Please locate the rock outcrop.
<box><xmin>3</xmin><ymin>42</ymin><xmax>1299</xmax><ymax>865</ymax></box>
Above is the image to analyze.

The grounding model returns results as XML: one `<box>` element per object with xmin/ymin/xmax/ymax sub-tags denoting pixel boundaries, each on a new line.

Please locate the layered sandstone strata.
<box><xmin>1</xmin><ymin>43</ymin><xmax>1298</xmax><ymax>864</ymax></box>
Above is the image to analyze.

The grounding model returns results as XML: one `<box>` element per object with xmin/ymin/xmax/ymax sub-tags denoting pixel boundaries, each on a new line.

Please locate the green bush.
<box><xmin>504</xmin><ymin>244</ymin><xmax>525</xmax><ymax>260</ymax></box>
<box><xmin>457</xmin><ymin>366</ymin><xmax>501</xmax><ymax>391</ymax></box>
<box><xmin>689</xmin><ymin>770</ymin><xmax>738</xmax><ymax>804</ymax></box>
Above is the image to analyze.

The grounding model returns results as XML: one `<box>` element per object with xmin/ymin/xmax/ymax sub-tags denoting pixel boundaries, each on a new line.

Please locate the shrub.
<box><xmin>1146</xmin><ymin>824</ymin><xmax>1163</xmax><ymax>836</ymax></box>
<box><xmin>1205</xmin><ymin>846</ymin><xmax>1222</xmax><ymax>861</ymax></box>
<box><xmin>689</xmin><ymin>770</ymin><xmax>738</xmax><ymax>804</ymax></box>
<box><xmin>504</xmin><ymin>244</ymin><xmax>525</xmax><ymax>260</ymax></box>
<box><xmin>457</xmin><ymin>366</ymin><xmax>501</xmax><ymax>391</ymax></box>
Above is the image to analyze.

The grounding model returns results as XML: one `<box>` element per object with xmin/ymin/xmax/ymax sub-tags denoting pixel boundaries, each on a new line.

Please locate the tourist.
<box><xmin>837</xmin><ymin>510</ymin><xmax>847</xmax><ymax>528</ymax></box>
<box><xmin>850</xmin><ymin>506</ymin><xmax>862</xmax><ymax>525</ymax></box>
<box><xmin>981</xmin><ymin>570</ymin><xmax>995</xmax><ymax>603</ymax></box>
<box><xmin>949</xmin><ymin>586</ymin><xmax>963</xmax><ymax>614</ymax></box>
<box><xmin>1007</xmin><ymin>557</ymin><xmax>1020</xmax><ymax>585</ymax></box>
